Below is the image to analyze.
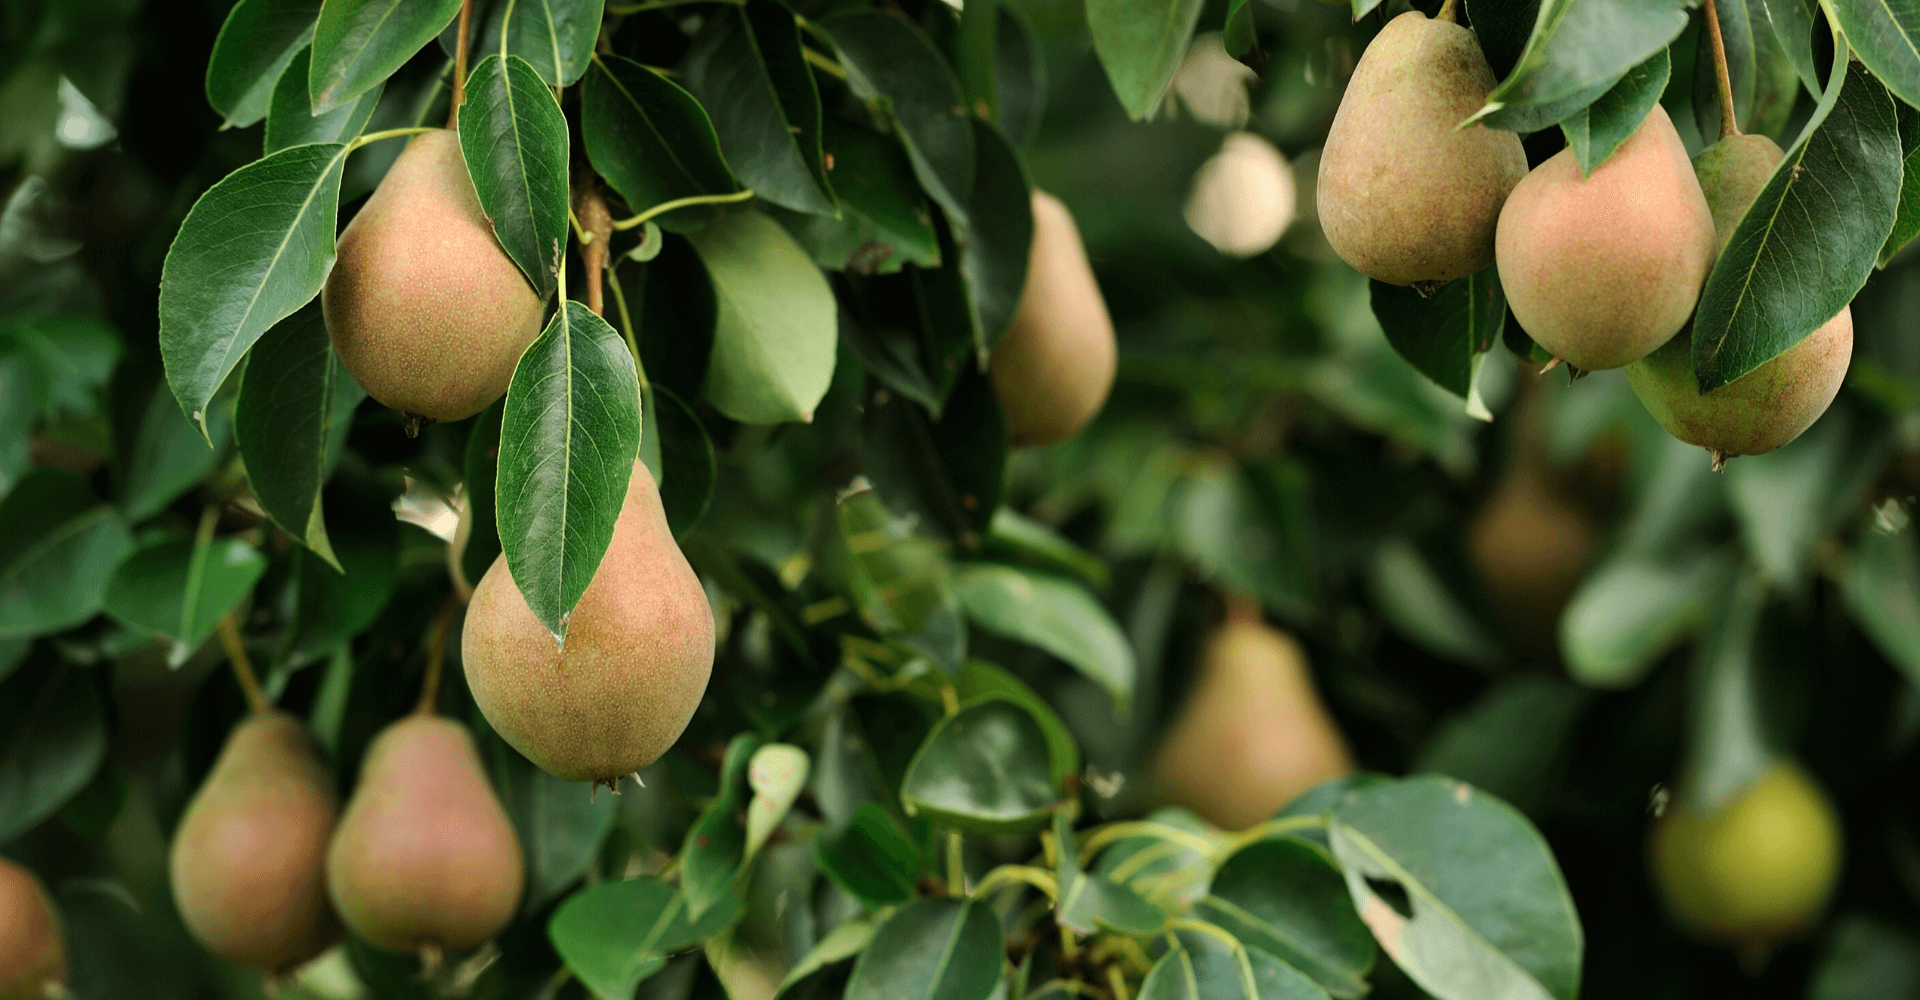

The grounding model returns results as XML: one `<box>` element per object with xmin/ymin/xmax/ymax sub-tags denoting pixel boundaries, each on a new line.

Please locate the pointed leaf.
<box><xmin>771</xmin><ymin>117</ymin><xmax>940</xmax><ymax>275</ymax></box>
<box><xmin>206</xmin><ymin>0</ymin><xmax>322</xmax><ymax>128</ymax></box>
<box><xmin>1832</xmin><ymin>0</ymin><xmax>1920</xmax><ymax>112</ymax></box>
<box><xmin>818</xmin><ymin>802</ymin><xmax>922</xmax><ymax>908</ymax></box>
<box><xmin>838</xmin><ymin>487</ymin><xmax>967</xmax><ymax>672</ymax></box>
<box><xmin>682</xmin><ymin>0</ymin><xmax>835</xmax><ymax>215</ymax></box>
<box><xmin>824</xmin><ymin>11</ymin><xmax>976</xmax><ymax>221</ymax></box>
<box><xmin>953</xmin><ymin>562</ymin><xmax>1135</xmax><ymax>707</ymax></box>
<box><xmin>459</xmin><ymin>53</ymin><xmax>570</xmax><ymax>299</ymax></box>
<box><xmin>1881</xmin><ymin>100</ymin><xmax>1920</xmax><ymax>265</ymax></box>
<box><xmin>1561</xmin><ymin>47</ymin><xmax>1669</xmax><ymax>177</ymax></box>
<box><xmin>266</xmin><ymin>45</ymin><xmax>381</xmax><ymax>154</ymax></box>
<box><xmin>1086</xmin><ymin>0</ymin><xmax>1207</xmax><ymax>121</ymax></box>
<box><xmin>462</xmin><ymin>398</ymin><xmax>506</xmax><ymax>588</ymax></box>
<box><xmin>687</xmin><ymin>210</ymin><xmax>838</xmax><ymax>424</ymax></box>
<box><xmin>1055</xmin><ymin>811</ymin><xmax>1165</xmax><ymax>935</ymax></box>
<box><xmin>583</xmin><ymin>55</ymin><xmax>739</xmax><ymax>228</ymax></box>
<box><xmin>746</xmin><ymin>743</ymin><xmax>809</xmax><ymax>861</ymax></box>
<box><xmin>309</xmin><ymin>0</ymin><xmax>461</xmax><ymax>113</ymax></box>
<box><xmin>1479</xmin><ymin>0</ymin><xmax>1689</xmax><ymax>131</ymax></box>
<box><xmin>102</xmin><ymin>537</ymin><xmax>267</xmax><ymax>657</ymax></box>
<box><xmin>844</xmin><ymin>898</ymin><xmax>1003</xmax><ymax>1000</ymax></box>
<box><xmin>489</xmin><ymin>738</ymin><xmax>619</xmax><ymax>910</ymax></box>
<box><xmin>494</xmin><ymin>0</ymin><xmax>606</xmax><ymax>87</ymax></box>
<box><xmin>122</xmin><ymin>380</ymin><xmax>233</xmax><ymax>522</ymax></box>
<box><xmin>1370</xmin><ymin>268</ymin><xmax>1506</xmax><ymax>402</ymax></box>
<box><xmin>962</xmin><ymin>119</ymin><xmax>1033</xmax><ymax>354</ymax></box>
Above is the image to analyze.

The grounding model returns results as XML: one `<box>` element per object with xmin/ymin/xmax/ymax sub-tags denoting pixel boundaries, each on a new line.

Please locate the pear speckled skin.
<box><xmin>990</xmin><ymin>191</ymin><xmax>1116</xmax><ymax>447</ymax></box>
<box><xmin>1152</xmin><ymin>617</ymin><xmax>1352</xmax><ymax>831</ymax></box>
<box><xmin>323</xmin><ymin>129</ymin><xmax>546</xmax><ymax>422</ymax></box>
<box><xmin>0</xmin><ymin>858</ymin><xmax>65</xmax><ymax>1000</ymax></box>
<box><xmin>1317</xmin><ymin>11</ymin><xmax>1528</xmax><ymax>286</ymax></box>
<box><xmin>170</xmin><ymin>712</ymin><xmax>340</xmax><ymax>973</ymax></box>
<box><xmin>327</xmin><ymin>716</ymin><xmax>523</xmax><ymax>954</ymax></box>
<box><xmin>463</xmin><ymin>463</ymin><xmax>715</xmax><ymax>783</ymax></box>
<box><xmin>1497</xmin><ymin>105</ymin><xmax>1716</xmax><ymax>370</ymax></box>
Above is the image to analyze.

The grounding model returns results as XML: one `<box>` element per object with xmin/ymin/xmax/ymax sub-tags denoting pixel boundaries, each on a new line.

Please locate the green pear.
<box><xmin>327</xmin><ymin>715</ymin><xmax>523</xmax><ymax>955</ymax></box>
<box><xmin>1496</xmin><ymin>105</ymin><xmax>1716</xmax><ymax>370</ymax></box>
<box><xmin>0</xmin><ymin>857</ymin><xmax>65</xmax><ymax>1000</ymax></box>
<box><xmin>462</xmin><ymin>463</ymin><xmax>715</xmax><ymax>784</ymax></box>
<box><xmin>1317</xmin><ymin>10</ymin><xmax>1529</xmax><ymax>286</ymax></box>
<box><xmin>323</xmin><ymin>129</ymin><xmax>546</xmax><ymax>424</ymax></box>
<box><xmin>990</xmin><ymin>191</ymin><xmax>1116</xmax><ymax>447</ymax></box>
<box><xmin>170</xmin><ymin>711</ymin><xmax>340</xmax><ymax>973</ymax></box>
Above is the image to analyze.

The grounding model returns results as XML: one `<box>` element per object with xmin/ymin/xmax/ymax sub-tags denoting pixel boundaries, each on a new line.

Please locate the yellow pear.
<box><xmin>323</xmin><ymin>129</ymin><xmax>546</xmax><ymax>423</ymax></box>
<box><xmin>1152</xmin><ymin>609</ymin><xmax>1352</xmax><ymax>830</ymax></box>
<box><xmin>462</xmin><ymin>463</ymin><xmax>715</xmax><ymax>784</ymax></box>
<box><xmin>1316</xmin><ymin>10</ymin><xmax>1528</xmax><ymax>286</ymax></box>
<box><xmin>990</xmin><ymin>191</ymin><xmax>1116</xmax><ymax>448</ymax></box>
<box><xmin>327</xmin><ymin>715</ymin><xmax>523</xmax><ymax>955</ymax></box>
<box><xmin>0</xmin><ymin>858</ymin><xmax>65</xmax><ymax>1000</ymax></box>
<box><xmin>170</xmin><ymin>711</ymin><xmax>340</xmax><ymax>973</ymax></box>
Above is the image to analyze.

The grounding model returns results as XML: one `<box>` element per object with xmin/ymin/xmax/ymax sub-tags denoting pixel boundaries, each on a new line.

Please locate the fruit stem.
<box><xmin>1435</xmin><ymin>0</ymin><xmax>1460</xmax><ymax>23</ymax></box>
<box><xmin>1222</xmin><ymin>590</ymin><xmax>1262</xmax><ymax>626</ymax></box>
<box><xmin>575</xmin><ymin>177</ymin><xmax>614</xmax><ymax>317</ymax></box>
<box><xmin>1703</xmin><ymin>0</ymin><xmax>1740</xmax><ymax>139</ymax></box>
<box><xmin>610</xmin><ymin>189</ymin><xmax>757</xmax><ymax>231</ymax></box>
<box><xmin>415</xmin><ymin>594</ymin><xmax>461</xmax><ymax>717</ymax></box>
<box><xmin>605</xmin><ymin>259</ymin><xmax>649</xmax><ymax>385</ymax></box>
<box><xmin>947</xmin><ymin>831</ymin><xmax>966</xmax><ymax>895</ymax></box>
<box><xmin>346</xmin><ymin>127</ymin><xmax>438</xmax><ymax>152</ymax></box>
<box><xmin>217</xmin><ymin>614</ymin><xmax>270</xmax><ymax>716</ymax></box>
<box><xmin>449</xmin><ymin>0</ymin><xmax>473</xmax><ymax>129</ymax></box>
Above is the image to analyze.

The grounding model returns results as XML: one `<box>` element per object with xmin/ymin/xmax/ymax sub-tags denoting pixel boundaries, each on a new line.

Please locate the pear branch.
<box><xmin>575</xmin><ymin>176</ymin><xmax>614</xmax><ymax>317</ymax></box>
<box><xmin>449</xmin><ymin>0</ymin><xmax>474</xmax><ymax>128</ymax></box>
<box><xmin>1702</xmin><ymin>0</ymin><xmax>1739</xmax><ymax>139</ymax></box>
<box><xmin>415</xmin><ymin>594</ymin><xmax>461</xmax><ymax>717</ymax></box>
<box><xmin>217</xmin><ymin>614</ymin><xmax>270</xmax><ymax>716</ymax></box>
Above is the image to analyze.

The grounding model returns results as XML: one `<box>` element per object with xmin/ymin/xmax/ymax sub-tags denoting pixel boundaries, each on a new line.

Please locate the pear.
<box><xmin>463</xmin><ymin>462</ymin><xmax>715</xmax><ymax>784</ymax></box>
<box><xmin>1496</xmin><ymin>105</ymin><xmax>1716</xmax><ymax>370</ymax></box>
<box><xmin>323</xmin><ymin>129</ymin><xmax>546</xmax><ymax>424</ymax></box>
<box><xmin>170</xmin><ymin>711</ymin><xmax>340</xmax><ymax>973</ymax></box>
<box><xmin>1625</xmin><ymin>134</ymin><xmax>1852</xmax><ymax>463</ymax></box>
<box><xmin>1152</xmin><ymin>611</ymin><xmax>1352</xmax><ymax>830</ymax></box>
<box><xmin>989</xmin><ymin>191</ymin><xmax>1116</xmax><ymax>448</ymax></box>
<box><xmin>327</xmin><ymin>715</ymin><xmax>523</xmax><ymax>955</ymax></box>
<box><xmin>1650</xmin><ymin>762</ymin><xmax>1840</xmax><ymax>943</ymax></box>
<box><xmin>1467</xmin><ymin>460</ymin><xmax>1594</xmax><ymax>643</ymax></box>
<box><xmin>0</xmin><ymin>858</ymin><xmax>65</xmax><ymax>1000</ymax></box>
<box><xmin>1316</xmin><ymin>10</ymin><xmax>1528</xmax><ymax>286</ymax></box>
<box><xmin>1187</xmin><ymin>131</ymin><xmax>1296</xmax><ymax>258</ymax></box>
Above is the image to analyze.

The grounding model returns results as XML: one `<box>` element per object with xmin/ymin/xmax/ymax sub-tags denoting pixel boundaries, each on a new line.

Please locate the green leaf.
<box><xmin>981</xmin><ymin>509</ymin><xmax>1106</xmax><ymax>589</ymax></box>
<box><xmin>955</xmin><ymin>659</ymin><xmax>1079</xmax><ymax>786</ymax></box>
<box><xmin>1329</xmin><ymin>777</ymin><xmax>1582</xmax><ymax>1000</ymax></box>
<box><xmin>102</xmin><ymin>537</ymin><xmax>267</xmax><ymax>661</ymax></box>
<box><xmin>459</xmin><ymin>53</ymin><xmax>570</xmax><ymax>299</ymax></box>
<box><xmin>122</xmin><ymin>379</ymin><xmax>232</xmax><ymax>522</ymax></box>
<box><xmin>158</xmin><ymin>142</ymin><xmax>349</xmax><ymax>439</ymax></box>
<box><xmin>682</xmin><ymin>0</ymin><xmax>835</xmax><ymax>216</ymax></box>
<box><xmin>838</xmin><ymin>487</ymin><xmax>967</xmax><ymax>673</ymax></box>
<box><xmin>775</xmin><ymin>921</ymin><xmax>875</xmax><ymax>1000</ymax></box>
<box><xmin>491</xmin><ymin>740</ymin><xmax>619</xmax><ymax>910</ymax></box>
<box><xmin>495</xmin><ymin>300</ymin><xmax>642</xmax><ymax>640</ymax></box>
<box><xmin>1676</xmin><ymin>573</ymin><xmax>1773</xmax><ymax>813</ymax></box>
<box><xmin>769</xmin><ymin>117</ymin><xmax>940</xmax><ymax>275</ymax></box>
<box><xmin>462</xmin><ymin>398</ymin><xmax>505</xmax><ymax>588</ymax></box>
<box><xmin>993</xmin><ymin>8</ymin><xmax>1047</xmax><ymax>148</ymax></box>
<box><xmin>0</xmin><ymin>317</ymin><xmax>119</xmax><ymax>420</ymax></box>
<box><xmin>1171</xmin><ymin>458</ymin><xmax>1317</xmax><ymax>621</ymax></box>
<box><xmin>954</xmin><ymin>0</ymin><xmax>998</xmax><ymax>121</ymax></box>
<box><xmin>282</xmin><ymin>473</ymin><xmax>398</xmax><ymax>666</ymax></box>
<box><xmin>1559</xmin><ymin>548</ymin><xmax>1734</xmax><ymax>688</ymax></box>
<box><xmin>1832</xmin><ymin>0</ymin><xmax>1920</xmax><ymax>112</ymax></box>
<box><xmin>1223</xmin><ymin>0</ymin><xmax>1256</xmax><ymax>62</ymax></box>
<box><xmin>266</xmin><ymin>45</ymin><xmax>380</xmax><ymax>155</ymax></box>
<box><xmin>1139</xmin><ymin>948</ymin><xmax>1301</xmax><ymax>1000</ymax></box>
<box><xmin>488</xmin><ymin>0</ymin><xmax>605</xmax><ymax>87</ymax></box>
<box><xmin>309</xmin><ymin>0</ymin><xmax>461</xmax><ymax>114</ymax></box>
<box><xmin>1367</xmin><ymin>537</ymin><xmax>1502</xmax><ymax>669</ymax></box>
<box><xmin>824</xmin><ymin>11</ymin><xmax>977</xmax><ymax>221</ymax></box>
<box><xmin>1843</xmin><ymin>520</ymin><xmax>1920</xmax><ymax>691</ymax></box>
<box><xmin>651</xmin><ymin>384</ymin><xmax>716</xmax><ymax>535</ymax></box>
<box><xmin>1725</xmin><ymin>405</ymin><xmax>1889</xmax><ymax>584</ymax></box>
<box><xmin>862</xmin><ymin>364</ymin><xmax>1007</xmax><ymax>548</ymax></box>
<box><xmin>682</xmin><ymin>733</ymin><xmax>764</xmax><ymax>920</ymax></box>
<box><xmin>550</xmin><ymin>877</ymin><xmax>746</xmax><ymax>1000</ymax></box>
<box><xmin>1882</xmin><ymin>101</ymin><xmax>1920</xmax><ymax>265</ymax></box>
<box><xmin>1478</xmin><ymin>0</ymin><xmax>1689</xmax><ymax>132</ymax></box>
<box><xmin>818</xmin><ymin>802</ymin><xmax>922</xmax><ymax>908</ymax></box>
<box><xmin>953</xmin><ymin>562</ymin><xmax>1135</xmax><ymax>707</ymax></box>
<box><xmin>1086</xmin><ymin>0</ymin><xmax>1206</xmax><ymax>121</ymax></box>
<box><xmin>0</xmin><ymin>470</ymin><xmax>134</xmax><ymax>640</ymax></box>
<box><xmin>1561</xmin><ymin>47</ymin><xmax>1669</xmax><ymax>177</ymax></box>
<box><xmin>687</xmin><ymin>210</ymin><xmax>838</xmax><ymax>424</ymax></box>
<box><xmin>745</xmin><ymin>743</ymin><xmax>809</xmax><ymax>861</ymax></box>
<box><xmin>1192</xmin><ymin>839</ymin><xmax>1376</xmax><ymax>998</ymax></box>
<box><xmin>1695</xmin><ymin>59</ymin><xmax>1902</xmax><ymax>392</ymax></box>
<box><xmin>1755</xmin><ymin>0</ymin><xmax>1819</xmax><ymax>94</ymax></box>
<box><xmin>582</xmin><ymin>55</ymin><xmax>738</xmax><ymax>230</ymax></box>
<box><xmin>0</xmin><ymin>658</ymin><xmax>107</xmax><ymax>843</ymax></box>
<box><xmin>1412</xmin><ymin>675</ymin><xmax>1590</xmax><ymax>818</ymax></box>
<box><xmin>901</xmin><ymin>696</ymin><xmax>1057</xmax><ymax>834</ymax></box>
<box><xmin>961</xmin><ymin>120</ymin><xmax>1033</xmax><ymax>354</ymax></box>
<box><xmin>205</xmin><ymin>0</ymin><xmax>321</xmax><ymax>128</ymax></box>
<box><xmin>1811</xmin><ymin>916</ymin><xmax>1920</xmax><ymax>1000</ymax></box>
<box><xmin>1055</xmin><ymin>810</ymin><xmax>1164</xmax><ymax>935</ymax></box>
<box><xmin>1369</xmin><ymin>268</ymin><xmax>1506</xmax><ymax>404</ymax></box>
<box><xmin>844</xmin><ymin>897</ymin><xmax>1003</xmax><ymax>1000</ymax></box>
<box><xmin>236</xmin><ymin>300</ymin><xmax>364</xmax><ymax>570</ymax></box>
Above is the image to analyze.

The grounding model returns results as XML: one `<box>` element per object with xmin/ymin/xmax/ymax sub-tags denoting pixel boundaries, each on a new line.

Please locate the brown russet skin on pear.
<box><xmin>0</xmin><ymin>858</ymin><xmax>65</xmax><ymax>1000</ymax></box>
<box><xmin>1316</xmin><ymin>11</ymin><xmax>1528</xmax><ymax>286</ymax></box>
<box><xmin>463</xmin><ymin>462</ymin><xmax>715</xmax><ymax>783</ymax></box>
<box><xmin>1152</xmin><ymin>617</ymin><xmax>1352</xmax><ymax>831</ymax></box>
<box><xmin>169</xmin><ymin>712</ymin><xmax>341</xmax><ymax>973</ymax></box>
<box><xmin>990</xmin><ymin>191</ymin><xmax>1116</xmax><ymax>447</ymax></box>
<box><xmin>1496</xmin><ymin>104</ymin><xmax>1716</xmax><ymax>371</ymax></box>
<box><xmin>327</xmin><ymin>716</ymin><xmax>523</xmax><ymax>954</ymax></box>
<box><xmin>323</xmin><ymin>129</ymin><xmax>546</xmax><ymax>423</ymax></box>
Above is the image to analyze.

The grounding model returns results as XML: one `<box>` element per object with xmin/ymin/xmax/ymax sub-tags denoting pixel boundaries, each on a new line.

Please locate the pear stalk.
<box><xmin>217</xmin><ymin>613</ymin><xmax>269</xmax><ymax>716</ymax></box>
<box><xmin>1702</xmin><ymin>0</ymin><xmax>1740</xmax><ymax>140</ymax></box>
<box><xmin>416</xmin><ymin>595</ymin><xmax>460</xmax><ymax>717</ymax></box>
<box><xmin>449</xmin><ymin>0</ymin><xmax>473</xmax><ymax>128</ymax></box>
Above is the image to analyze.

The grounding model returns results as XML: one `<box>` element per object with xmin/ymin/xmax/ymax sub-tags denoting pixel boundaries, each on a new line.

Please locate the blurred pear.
<box><xmin>990</xmin><ymin>191</ymin><xmax>1117</xmax><ymax>447</ymax></box>
<box><xmin>0</xmin><ymin>857</ymin><xmax>65</xmax><ymax>1000</ymax></box>
<box><xmin>1187</xmin><ymin>132</ymin><xmax>1296</xmax><ymax>258</ymax></box>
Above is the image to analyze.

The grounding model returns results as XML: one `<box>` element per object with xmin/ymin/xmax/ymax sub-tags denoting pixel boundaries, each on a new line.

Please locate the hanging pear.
<box><xmin>463</xmin><ymin>462</ymin><xmax>715</xmax><ymax>784</ymax></box>
<box><xmin>0</xmin><ymin>857</ymin><xmax>65</xmax><ymax>1000</ymax></box>
<box><xmin>1316</xmin><ymin>9</ymin><xmax>1529</xmax><ymax>286</ymax></box>
<box><xmin>323</xmin><ymin>129</ymin><xmax>546</xmax><ymax>424</ymax></box>
<box><xmin>327</xmin><ymin>715</ymin><xmax>523</xmax><ymax>955</ymax></box>
<box><xmin>1496</xmin><ymin>105</ymin><xmax>1716</xmax><ymax>370</ymax></box>
<box><xmin>990</xmin><ymin>190</ymin><xmax>1116</xmax><ymax>448</ymax></box>
<box><xmin>170</xmin><ymin>711</ymin><xmax>341</xmax><ymax>973</ymax></box>
<box><xmin>1151</xmin><ymin>606</ymin><xmax>1352</xmax><ymax>830</ymax></box>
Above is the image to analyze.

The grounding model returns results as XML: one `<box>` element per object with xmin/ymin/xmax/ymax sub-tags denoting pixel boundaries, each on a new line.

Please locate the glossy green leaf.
<box><xmin>102</xmin><ymin>537</ymin><xmax>267</xmax><ymax>659</ymax></box>
<box><xmin>550</xmin><ymin>877</ymin><xmax>746</xmax><ymax>1000</ymax></box>
<box><xmin>981</xmin><ymin>509</ymin><xmax>1106</xmax><ymax>589</ymax></box>
<box><xmin>1560</xmin><ymin>548</ymin><xmax>1734</xmax><ymax>688</ymax></box>
<box><xmin>862</xmin><ymin>363</ymin><xmax>1006</xmax><ymax>548</ymax></box>
<box><xmin>1090</xmin><ymin>807</ymin><xmax>1214</xmax><ymax>908</ymax></box>
<box><xmin>682</xmin><ymin>0</ymin><xmax>835</xmax><ymax>216</ymax></box>
<box><xmin>122</xmin><ymin>379</ymin><xmax>232</xmax><ymax>522</ymax></box>
<box><xmin>1223</xmin><ymin>0</ymin><xmax>1256</xmax><ymax>62</ymax></box>
<box><xmin>0</xmin><ymin>470</ymin><xmax>134</xmax><ymax>640</ymax></box>
<box><xmin>489</xmin><ymin>0</ymin><xmax>605</xmax><ymax>87</ymax></box>
<box><xmin>1138</xmin><ymin>948</ymin><xmax>1301</xmax><ymax>1000</ymax></box>
<box><xmin>1562</xmin><ymin>47</ymin><xmax>1669</xmax><ymax>177</ymax></box>
<box><xmin>461</xmin><ymin>398</ymin><xmax>505</xmax><ymax>588</ymax></box>
<box><xmin>1881</xmin><ymin>101</ymin><xmax>1920</xmax><ymax>265</ymax></box>
<box><xmin>1478</xmin><ymin>0</ymin><xmax>1688</xmax><ymax>132</ymax></box>
<box><xmin>236</xmin><ymin>300</ymin><xmax>364</xmax><ymax>570</ymax></box>
<box><xmin>1055</xmin><ymin>811</ymin><xmax>1164</xmax><ymax>935</ymax></box>
<box><xmin>824</xmin><ymin>11</ymin><xmax>977</xmax><ymax>221</ymax></box>
<box><xmin>962</xmin><ymin>119</ymin><xmax>1033</xmax><ymax>353</ymax></box>
<box><xmin>839</xmin><ymin>486</ymin><xmax>967</xmax><ymax>672</ymax></box>
<box><xmin>775</xmin><ymin>921</ymin><xmax>874</xmax><ymax>1000</ymax></box>
<box><xmin>901</xmin><ymin>696</ymin><xmax>1057</xmax><ymax>834</ymax></box>
<box><xmin>818</xmin><ymin>802</ymin><xmax>922</xmax><ymax>908</ymax></box>
<box><xmin>1086</xmin><ymin>0</ymin><xmax>1206</xmax><ymax>122</ymax></box>
<box><xmin>1695</xmin><ymin>60</ymin><xmax>1902</xmax><ymax>392</ymax></box>
<box><xmin>681</xmin><ymin>734</ymin><xmax>764</xmax><ymax>920</ymax></box>
<box><xmin>1832</xmin><ymin>0</ymin><xmax>1920</xmax><ymax>112</ymax></box>
<box><xmin>491</xmin><ymin>743</ymin><xmax>618</xmax><ymax>910</ymax></box>
<box><xmin>1843</xmin><ymin>521</ymin><xmax>1920</xmax><ymax>691</ymax></box>
<box><xmin>1370</xmin><ymin>267</ymin><xmax>1505</xmax><ymax>403</ymax></box>
<box><xmin>687</xmin><ymin>210</ymin><xmax>838</xmax><ymax>424</ymax></box>
<box><xmin>0</xmin><ymin>658</ymin><xmax>107</xmax><ymax>843</ymax></box>
<box><xmin>582</xmin><ymin>55</ymin><xmax>739</xmax><ymax>229</ymax></box>
<box><xmin>1329</xmin><ymin>777</ymin><xmax>1582</xmax><ymax>1000</ymax></box>
<box><xmin>955</xmin><ymin>659</ymin><xmax>1079</xmax><ymax>785</ymax></box>
<box><xmin>309</xmin><ymin>0</ymin><xmax>461</xmax><ymax>113</ymax></box>
<box><xmin>496</xmin><ymin>300</ymin><xmax>642</xmax><ymax>640</ymax></box>
<box><xmin>265</xmin><ymin>45</ymin><xmax>380</xmax><ymax>154</ymax></box>
<box><xmin>205</xmin><ymin>0</ymin><xmax>321</xmax><ymax>128</ymax></box>
<box><xmin>953</xmin><ymin>562</ymin><xmax>1134</xmax><ymax>706</ymax></box>
<box><xmin>844</xmin><ymin>897</ymin><xmax>1003</xmax><ymax>1000</ymax></box>
<box><xmin>771</xmin><ymin>117</ymin><xmax>940</xmax><ymax>275</ymax></box>
<box><xmin>1192</xmin><ymin>838</ymin><xmax>1375</xmax><ymax>998</ymax></box>
<box><xmin>954</xmin><ymin>0</ymin><xmax>998</xmax><ymax>120</ymax></box>
<box><xmin>459</xmin><ymin>53</ymin><xmax>569</xmax><ymax>299</ymax></box>
<box><xmin>158</xmin><ymin>141</ymin><xmax>349</xmax><ymax>439</ymax></box>
<box><xmin>994</xmin><ymin>8</ymin><xmax>1046</xmax><ymax>148</ymax></box>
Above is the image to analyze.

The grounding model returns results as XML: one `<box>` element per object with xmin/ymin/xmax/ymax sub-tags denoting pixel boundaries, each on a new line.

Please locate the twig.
<box><xmin>1703</xmin><ymin>0</ymin><xmax>1740</xmax><ymax>139</ymax></box>
<box><xmin>217</xmin><ymin>614</ymin><xmax>270</xmax><ymax>715</ymax></box>
<box><xmin>449</xmin><ymin>0</ymin><xmax>474</xmax><ymax>128</ymax></box>
<box><xmin>610</xmin><ymin>189</ymin><xmax>756</xmax><ymax>230</ymax></box>
<box><xmin>576</xmin><ymin>177</ymin><xmax>614</xmax><ymax>317</ymax></box>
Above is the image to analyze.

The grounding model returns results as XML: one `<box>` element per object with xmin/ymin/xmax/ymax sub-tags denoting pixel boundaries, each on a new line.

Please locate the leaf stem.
<box><xmin>450</xmin><ymin>0</ymin><xmax>474</xmax><ymax>128</ymax></box>
<box><xmin>1211</xmin><ymin>813</ymin><xmax>1329</xmax><ymax>860</ymax></box>
<box><xmin>416</xmin><ymin>594</ymin><xmax>460</xmax><ymax>717</ymax></box>
<box><xmin>1106</xmin><ymin>966</ymin><xmax>1131</xmax><ymax>1000</ymax></box>
<box><xmin>217</xmin><ymin>614</ymin><xmax>270</xmax><ymax>716</ymax></box>
<box><xmin>972</xmin><ymin>863</ymin><xmax>1060</xmax><ymax>899</ymax></box>
<box><xmin>1077</xmin><ymin>821</ymin><xmax>1218</xmax><ymax>859</ymax></box>
<box><xmin>1703</xmin><ymin>0</ymin><xmax>1740</xmax><ymax>139</ymax></box>
<box><xmin>610</xmin><ymin>189</ymin><xmax>757</xmax><ymax>231</ymax></box>
<box><xmin>803</xmin><ymin>47</ymin><xmax>847</xmax><ymax>81</ymax></box>
<box><xmin>948</xmin><ymin>830</ymin><xmax>966</xmax><ymax>895</ymax></box>
<box><xmin>348</xmin><ymin>126</ymin><xmax>439</xmax><ymax>152</ymax></box>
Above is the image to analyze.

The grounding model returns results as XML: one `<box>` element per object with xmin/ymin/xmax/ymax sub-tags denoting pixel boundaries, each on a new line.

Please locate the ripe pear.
<box><xmin>463</xmin><ymin>462</ymin><xmax>715</xmax><ymax>784</ymax></box>
<box><xmin>0</xmin><ymin>858</ymin><xmax>65</xmax><ymax>1000</ymax></box>
<box><xmin>1316</xmin><ymin>11</ymin><xmax>1528</xmax><ymax>286</ymax></box>
<box><xmin>1496</xmin><ymin>105</ymin><xmax>1716</xmax><ymax>370</ymax></box>
<box><xmin>989</xmin><ymin>191</ymin><xmax>1116</xmax><ymax>448</ymax></box>
<box><xmin>1625</xmin><ymin>134</ymin><xmax>1852</xmax><ymax>462</ymax></box>
<box><xmin>170</xmin><ymin>711</ymin><xmax>341</xmax><ymax>973</ymax></box>
<box><xmin>1467</xmin><ymin>462</ymin><xmax>1594</xmax><ymax>644</ymax></box>
<box><xmin>323</xmin><ymin>129</ymin><xmax>546</xmax><ymax>423</ymax></box>
<box><xmin>1152</xmin><ymin>612</ymin><xmax>1352</xmax><ymax>831</ymax></box>
<box><xmin>327</xmin><ymin>715</ymin><xmax>523</xmax><ymax>954</ymax></box>
<box><xmin>1650</xmin><ymin>762</ymin><xmax>1840</xmax><ymax>943</ymax></box>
